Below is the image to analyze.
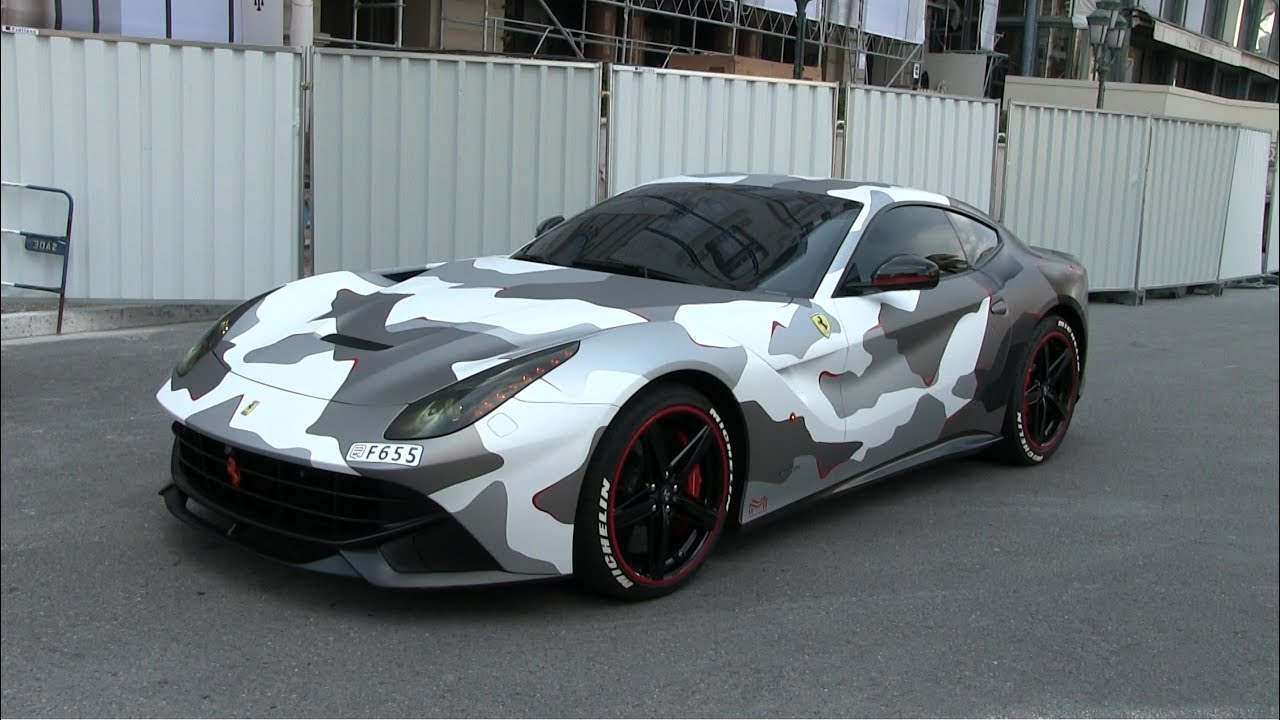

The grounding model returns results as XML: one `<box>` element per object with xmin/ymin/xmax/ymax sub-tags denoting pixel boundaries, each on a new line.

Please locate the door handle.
<box><xmin>990</xmin><ymin>297</ymin><xmax>1008</xmax><ymax>315</ymax></box>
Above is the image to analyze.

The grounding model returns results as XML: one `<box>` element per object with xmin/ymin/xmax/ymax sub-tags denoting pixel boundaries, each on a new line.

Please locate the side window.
<box><xmin>844</xmin><ymin>205</ymin><xmax>970</xmax><ymax>284</ymax></box>
<box><xmin>945</xmin><ymin>211</ymin><xmax>1001</xmax><ymax>266</ymax></box>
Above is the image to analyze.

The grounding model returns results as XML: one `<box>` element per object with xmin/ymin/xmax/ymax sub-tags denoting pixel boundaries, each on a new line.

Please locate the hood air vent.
<box><xmin>321</xmin><ymin>333</ymin><xmax>392</xmax><ymax>351</ymax></box>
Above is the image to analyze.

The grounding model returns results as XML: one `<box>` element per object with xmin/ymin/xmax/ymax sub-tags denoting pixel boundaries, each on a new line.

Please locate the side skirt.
<box><xmin>736</xmin><ymin>433</ymin><xmax>1001</xmax><ymax>532</ymax></box>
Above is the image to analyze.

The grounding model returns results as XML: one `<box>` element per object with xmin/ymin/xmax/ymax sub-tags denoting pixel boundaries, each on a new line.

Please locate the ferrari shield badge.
<box><xmin>240</xmin><ymin>400</ymin><xmax>260</xmax><ymax>416</ymax></box>
<box><xmin>811</xmin><ymin>313</ymin><xmax>832</xmax><ymax>338</ymax></box>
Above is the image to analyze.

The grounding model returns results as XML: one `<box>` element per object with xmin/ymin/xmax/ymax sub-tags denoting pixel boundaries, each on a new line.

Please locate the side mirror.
<box><xmin>535</xmin><ymin>215</ymin><xmax>565</xmax><ymax>237</ymax></box>
<box><xmin>870</xmin><ymin>254</ymin><xmax>940</xmax><ymax>290</ymax></box>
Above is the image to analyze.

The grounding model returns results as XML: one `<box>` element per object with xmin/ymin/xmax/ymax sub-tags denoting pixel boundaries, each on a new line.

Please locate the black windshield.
<box><xmin>512</xmin><ymin>183</ymin><xmax>863</xmax><ymax>297</ymax></box>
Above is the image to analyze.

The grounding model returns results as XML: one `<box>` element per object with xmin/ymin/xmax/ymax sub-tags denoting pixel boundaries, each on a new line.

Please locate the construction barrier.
<box><xmin>0</xmin><ymin>30</ymin><xmax>300</xmax><ymax>301</ymax></box>
<box><xmin>310</xmin><ymin>49</ymin><xmax>601</xmax><ymax>273</ymax></box>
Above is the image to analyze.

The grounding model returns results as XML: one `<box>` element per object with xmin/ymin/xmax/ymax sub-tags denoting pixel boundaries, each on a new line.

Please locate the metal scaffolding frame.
<box><xmin>459</xmin><ymin>0</ymin><xmax>925</xmax><ymax>81</ymax></box>
<box><xmin>350</xmin><ymin>0</ymin><xmax>406</xmax><ymax>48</ymax></box>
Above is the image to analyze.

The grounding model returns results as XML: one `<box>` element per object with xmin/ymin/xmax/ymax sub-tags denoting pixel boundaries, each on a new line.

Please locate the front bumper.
<box><xmin>162</xmin><ymin>424</ymin><xmax>555</xmax><ymax>588</ymax></box>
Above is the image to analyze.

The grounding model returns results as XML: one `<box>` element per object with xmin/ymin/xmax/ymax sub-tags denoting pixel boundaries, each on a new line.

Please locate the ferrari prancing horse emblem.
<box><xmin>240</xmin><ymin>400</ymin><xmax>260</xmax><ymax>416</ymax></box>
<box><xmin>811</xmin><ymin>313</ymin><xmax>832</xmax><ymax>338</ymax></box>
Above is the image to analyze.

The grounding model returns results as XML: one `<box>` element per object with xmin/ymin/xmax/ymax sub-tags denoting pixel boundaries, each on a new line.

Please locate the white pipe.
<box><xmin>290</xmin><ymin>0</ymin><xmax>314</xmax><ymax>47</ymax></box>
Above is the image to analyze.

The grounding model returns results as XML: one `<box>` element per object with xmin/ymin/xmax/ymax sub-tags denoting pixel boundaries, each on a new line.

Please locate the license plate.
<box><xmin>346</xmin><ymin>442</ymin><xmax>422</xmax><ymax>466</ymax></box>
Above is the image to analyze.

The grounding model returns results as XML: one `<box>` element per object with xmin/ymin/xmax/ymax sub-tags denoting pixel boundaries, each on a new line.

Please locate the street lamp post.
<box><xmin>794</xmin><ymin>0</ymin><xmax>807</xmax><ymax>79</ymax></box>
<box><xmin>1087</xmin><ymin>0</ymin><xmax>1130</xmax><ymax>109</ymax></box>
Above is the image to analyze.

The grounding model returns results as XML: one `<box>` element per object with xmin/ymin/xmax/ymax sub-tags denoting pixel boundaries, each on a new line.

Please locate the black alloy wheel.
<box><xmin>573</xmin><ymin>384</ymin><xmax>733</xmax><ymax>600</ymax></box>
<box><xmin>996</xmin><ymin>314</ymin><xmax>1082</xmax><ymax>465</ymax></box>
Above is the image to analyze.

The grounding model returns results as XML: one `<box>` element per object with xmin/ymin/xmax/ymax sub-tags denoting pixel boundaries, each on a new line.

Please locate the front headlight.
<box><xmin>385</xmin><ymin>341</ymin><xmax>580</xmax><ymax>440</ymax></box>
<box><xmin>175</xmin><ymin>290</ymin><xmax>272</xmax><ymax>376</ymax></box>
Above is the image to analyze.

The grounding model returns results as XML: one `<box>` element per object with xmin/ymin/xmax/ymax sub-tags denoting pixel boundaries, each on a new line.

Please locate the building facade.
<box><xmin>991</xmin><ymin>0</ymin><xmax>1278</xmax><ymax>102</ymax></box>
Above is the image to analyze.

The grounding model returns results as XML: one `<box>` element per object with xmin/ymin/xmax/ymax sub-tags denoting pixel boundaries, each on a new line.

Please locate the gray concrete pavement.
<box><xmin>2</xmin><ymin>290</ymin><xmax>1278</xmax><ymax>717</ymax></box>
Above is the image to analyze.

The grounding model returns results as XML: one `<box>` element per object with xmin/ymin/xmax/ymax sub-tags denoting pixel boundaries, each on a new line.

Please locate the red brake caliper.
<box><xmin>676</xmin><ymin>431</ymin><xmax>703</xmax><ymax>499</ymax></box>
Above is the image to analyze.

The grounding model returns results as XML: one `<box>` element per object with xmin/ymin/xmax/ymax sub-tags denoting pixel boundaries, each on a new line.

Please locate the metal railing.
<box><xmin>1</xmin><ymin>181</ymin><xmax>75</xmax><ymax>334</ymax></box>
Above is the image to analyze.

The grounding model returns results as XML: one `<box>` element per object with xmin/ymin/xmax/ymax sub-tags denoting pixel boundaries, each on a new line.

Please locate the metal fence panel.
<box><xmin>1268</xmin><ymin>157</ymin><xmax>1280</xmax><ymax>273</ymax></box>
<box><xmin>1218</xmin><ymin>127</ymin><xmax>1271</xmax><ymax>280</ymax></box>
<box><xmin>609</xmin><ymin>67</ymin><xmax>837</xmax><ymax>194</ymax></box>
<box><xmin>1139</xmin><ymin>118</ymin><xmax>1238</xmax><ymax>289</ymax></box>
<box><xmin>1001</xmin><ymin>103</ymin><xmax>1149</xmax><ymax>292</ymax></box>
<box><xmin>0</xmin><ymin>31</ymin><xmax>300</xmax><ymax>301</ymax></box>
<box><xmin>844</xmin><ymin>86</ymin><xmax>998</xmax><ymax>211</ymax></box>
<box><xmin>312</xmin><ymin>50</ymin><xmax>600</xmax><ymax>273</ymax></box>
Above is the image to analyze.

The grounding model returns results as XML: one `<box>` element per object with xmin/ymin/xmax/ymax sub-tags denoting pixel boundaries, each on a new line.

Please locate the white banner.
<box><xmin>740</xmin><ymin>0</ymin><xmax>925</xmax><ymax>40</ymax></box>
<box><xmin>980</xmin><ymin>0</ymin><xmax>998</xmax><ymax>50</ymax></box>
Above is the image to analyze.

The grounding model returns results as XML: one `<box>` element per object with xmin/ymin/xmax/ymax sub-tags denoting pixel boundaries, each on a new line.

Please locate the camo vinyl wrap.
<box><xmin>156</xmin><ymin>174</ymin><xmax>1088</xmax><ymax>583</ymax></box>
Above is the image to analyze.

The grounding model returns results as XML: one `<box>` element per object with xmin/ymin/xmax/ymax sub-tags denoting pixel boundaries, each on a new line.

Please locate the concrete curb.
<box><xmin>1</xmin><ymin>303</ymin><xmax>235</xmax><ymax>340</ymax></box>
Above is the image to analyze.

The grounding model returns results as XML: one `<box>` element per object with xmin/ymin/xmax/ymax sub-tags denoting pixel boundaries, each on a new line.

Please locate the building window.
<box><xmin>1262</xmin><ymin>0</ymin><xmax>1278</xmax><ymax>59</ymax></box>
<box><xmin>1202</xmin><ymin>0</ymin><xmax>1228</xmax><ymax>39</ymax></box>
<box><xmin>1238</xmin><ymin>0</ymin><xmax>1277</xmax><ymax>56</ymax></box>
<box><xmin>1162</xmin><ymin>0</ymin><xmax>1187</xmax><ymax>24</ymax></box>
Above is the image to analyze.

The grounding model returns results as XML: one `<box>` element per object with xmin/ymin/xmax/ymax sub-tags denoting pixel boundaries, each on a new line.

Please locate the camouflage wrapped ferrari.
<box><xmin>156</xmin><ymin>174</ymin><xmax>1089</xmax><ymax>600</ymax></box>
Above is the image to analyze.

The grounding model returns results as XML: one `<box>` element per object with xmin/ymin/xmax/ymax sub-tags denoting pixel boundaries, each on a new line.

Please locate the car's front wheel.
<box><xmin>995</xmin><ymin>314</ymin><xmax>1082</xmax><ymax>465</ymax></box>
<box><xmin>572</xmin><ymin>383</ymin><xmax>734</xmax><ymax>600</ymax></box>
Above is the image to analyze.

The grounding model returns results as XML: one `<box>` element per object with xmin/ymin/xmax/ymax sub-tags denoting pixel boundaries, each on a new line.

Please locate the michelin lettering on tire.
<box><xmin>597</xmin><ymin>477</ymin><xmax>634</xmax><ymax>589</ymax></box>
<box><xmin>708</xmin><ymin>406</ymin><xmax>734</xmax><ymax>517</ymax></box>
<box><xmin>1015</xmin><ymin>410</ymin><xmax>1044</xmax><ymax>462</ymax></box>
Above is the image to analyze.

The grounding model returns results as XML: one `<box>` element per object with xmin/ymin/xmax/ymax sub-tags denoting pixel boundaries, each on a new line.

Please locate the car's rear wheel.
<box><xmin>995</xmin><ymin>314</ymin><xmax>1082</xmax><ymax>465</ymax></box>
<box><xmin>572</xmin><ymin>384</ymin><xmax>734</xmax><ymax>600</ymax></box>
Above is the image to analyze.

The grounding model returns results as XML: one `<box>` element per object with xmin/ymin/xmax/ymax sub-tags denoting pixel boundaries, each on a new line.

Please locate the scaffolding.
<box><xmin>469</xmin><ymin>0</ymin><xmax>927</xmax><ymax>83</ymax></box>
<box><xmin>322</xmin><ymin>0</ymin><xmax>987</xmax><ymax>87</ymax></box>
<box><xmin>349</xmin><ymin>0</ymin><xmax>406</xmax><ymax>48</ymax></box>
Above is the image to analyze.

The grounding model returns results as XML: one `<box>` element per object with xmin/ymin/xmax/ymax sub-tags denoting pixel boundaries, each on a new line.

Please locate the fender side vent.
<box><xmin>321</xmin><ymin>333</ymin><xmax>391</xmax><ymax>351</ymax></box>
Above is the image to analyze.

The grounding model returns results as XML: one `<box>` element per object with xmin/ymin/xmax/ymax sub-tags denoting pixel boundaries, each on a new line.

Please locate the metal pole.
<box><xmin>855</xmin><ymin>0</ymin><xmax>863</xmax><ymax>83</ymax></box>
<box><xmin>536</xmin><ymin>0</ymin><xmax>586</xmax><ymax>58</ymax></box>
<box><xmin>794</xmin><ymin>0</ymin><xmax>806</xmax><ymax>79</ymax></box>
<box><xmin>621</xmin><ymin>0</ymin><xmax>629</xmax><ymax>63</ymax></box>
<box><xmin>1020</xmin><ymin>0</ymin><xmax>1037</xmax><ymax>76</ymax></box>
<box><xmin>816</xmin><ymin>0</ymin><xmax>826</xmax><ymax>76</ymax></box>
<box><xmin>56</xmin><ymin>191</ymin><xmax>73</xmax><ymax>334</ymax></box>
<box><xmin>1096</xmin><ymin>55</ymin><xmax>1105</xmax><ymax>108</ymax></box>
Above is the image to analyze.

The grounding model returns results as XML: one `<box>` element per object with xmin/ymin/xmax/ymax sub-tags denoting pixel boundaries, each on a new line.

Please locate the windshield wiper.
<box><xmin>568</xmin><ymin>259</ymin><xmax>700</xmax><ymax>286</ymax></box>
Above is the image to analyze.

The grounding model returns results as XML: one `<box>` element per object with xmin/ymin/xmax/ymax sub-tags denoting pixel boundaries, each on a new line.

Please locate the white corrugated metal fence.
<box><xmin>7</xmin><ymin>31</ymin><xmax>1271</xmax><ymax>302</ymax></box>
<box><xmin>843</xmin><ymin>86</ymin><xmax>998</xmax><ymax>211</ymax></box>
<box><xmin>1138</xmin><ymin>118</ymin><xmax>1238</xmax><ymax>289</ymax></box>
<box><xmin>1217</xmin><ymin>127</ymin><xmax>1271</xmax><ymax>281</ymax></box>
<box><xmin>310</xmin><ymin>49</ymin><xmax>601</xmax><ymax>273</ymax></box>
<box><xmin>1002</xmin><ymin>102</ymin><xmax>1271</xmax><ymax>294</ymax></box>
<box><xmin>0</xmin><ymin>31</ymin><xmax>301</xmax><ymax>301</ymax></box>
<box><xmin>608</xmin><ymin>67</ymin><xmax>837</xmax><ymax>195</ymax></box>
<box><xmin>1001</xmin><ymin>104</ymin><xmax>1150</xmax><ymax>292</ymax></box>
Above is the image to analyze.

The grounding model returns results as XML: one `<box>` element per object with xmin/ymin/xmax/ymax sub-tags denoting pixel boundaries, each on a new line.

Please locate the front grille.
<box><xmin>172</xmin><ymin>423</ymin><xmax>437</xmax><ymax>545</ymax></box>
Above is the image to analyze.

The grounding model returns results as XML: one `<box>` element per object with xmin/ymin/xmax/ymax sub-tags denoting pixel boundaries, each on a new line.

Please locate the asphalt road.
<box><xmin>2</xmin><ymin>288</ymin><xmax>1277</xmax><ymax>718</ymax></box>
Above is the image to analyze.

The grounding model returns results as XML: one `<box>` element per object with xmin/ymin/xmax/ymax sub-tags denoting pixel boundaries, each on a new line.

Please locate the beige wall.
<box><xmin>1002</xmin><ymin>75</ymin><xmax>1279</xmax><ymax>138</ymax></box>
<box><xmin>921</xmin><ymin>51</ymin><xmax>989</xmax><ymax>98</ymax></box>
<box><xmin>402</xmin><ymin>0</ymin><xmax>436</xmax><ymax>48</ymax></box>
<box><xmin>439</xmin><ymin>0</ymin><xmax>498</xmax><ymax>51</ymax></box>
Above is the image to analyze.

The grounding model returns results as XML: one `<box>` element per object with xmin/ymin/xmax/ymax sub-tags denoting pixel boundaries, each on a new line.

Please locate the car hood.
<box><xmin>217</xmin><ymin>256</ymin><xmax>768</xmax><ymax>406</ymax></box>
